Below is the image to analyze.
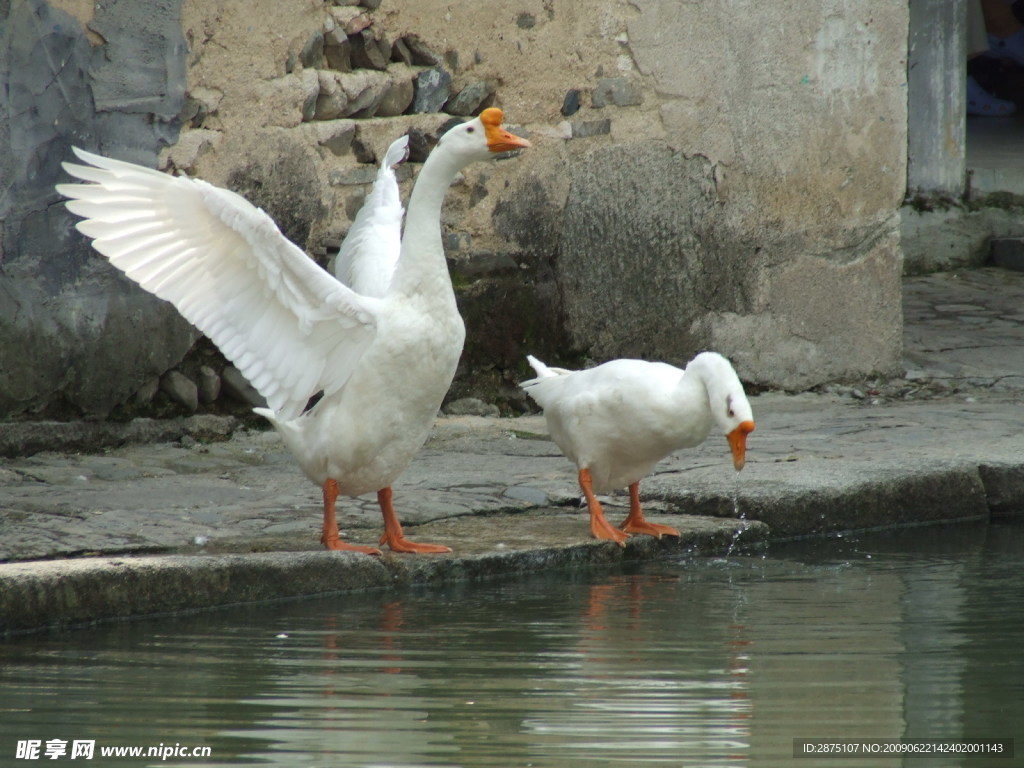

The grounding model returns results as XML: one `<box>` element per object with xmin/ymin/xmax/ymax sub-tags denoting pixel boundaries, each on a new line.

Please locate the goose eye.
<box><xmin>466</xmin><ymin>126</ymin><xmax>475</xmax><ymax>134</ymax></box>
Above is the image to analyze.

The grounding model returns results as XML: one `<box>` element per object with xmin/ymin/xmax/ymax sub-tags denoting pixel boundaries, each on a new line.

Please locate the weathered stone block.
<box><xmin>221</xmin><ymin>366</ymin><xmax>267</xmax><ymax>408</ymax></box>
<box><xmin>161</xmin><ymin>128</ymin><xmax>221</xmax><ymax>172</ymax></box>
<box><xmin>570</xmin><ymin>119</ymin><xmax>611</xmax><ymax>138</ymax></box>
<box><xmin>549</xmin><ymin>140</ymin><xmax>902</xmax><ymax>388</ymax></box>
<box><xmin>160</xmin><ymin>370</ymin><xmax>199</xmax><ymax>413</ymax></box>
<box><xmin>298</xmin><ymin>31</ymin><xmax>324</xmax><ymax>69</ymax></box>
<box><xmin>591</xmin><ymin>77</ymin><xmax>642</xmax><ymax>108</ymax></box>
<box><xmin>316</xmin><ymin>69</ymin><xmax>388</xmax><ymax>120</ymax></box>
<box><xmin>298</xmin><ymin>119</ymin><xmax>357</xmax><ymax>156</ymax></box>
<box><xmin>314</xmin><ymin>71</ymin><xmax>349</xmax><ymax>120</ymax></box>
<box><xmin>349</xmin><ymin>29</ymin><xmax>388</xmax><ymax>70</ymax></box>
<box><xmin>179</xmin><ymin>86</ymin><xmax>222</xmax><ymax>128</ymax></box>
<box><xmin>445</xmin><ymin>80</ymin><xmax>494</xmax><ymax>116</ymax></box>
<box><xmin>411</xmin><ymin>67</ymin><xmax>452</xmax><ymax>113</ymax></box>
<box><xmin>338</xmin><ymin>69</ymin><xmax>391</xmax><ymax>117</ymax></box>
<box><xmin>561</xmin><ymin>89</ymin><xmax>582</xmax><ymax>116</ymax></box>
<box><xmin>400</xmin><ymin>34</ymin><xmax>444</xmax><ymax>66</ymax></box>
<box><xmin>376</xmin><ymin>65</ymin><xmax>416</xmax><ymax>117</ymax></box>
<box><xmin>197</xmin><ymin>366</ymin><xmax>221</xmax><ymax>405</ymax></box>
<box><xmin>324</xmin><ymin>29</ymin><xmax>353</xmax><ymax>71</ymax></box>
<box><xmin>391</xmin><ymin>37</ymin><xmax>413</xmax><ymax>65</ymax></box>
<box><xmin>327</xmin><ymin>6</ymin><xmax>368</xmax><ymax>34</ymax></box>
<box><xmin>698</xmin><ymin>236</ymin><xmax>904</xmax><ymax>389</ymax></box>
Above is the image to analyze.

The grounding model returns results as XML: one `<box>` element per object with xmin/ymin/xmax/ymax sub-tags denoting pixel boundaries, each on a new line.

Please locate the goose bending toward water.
<box><xmin>58</xmin><ymin>108</ymin><xmax>530</xmax><ymax>555</ymax></box>
<box><xmin>521</xmin><ymin>352</ymin><xmax>755</xmax><ymax>546</ymax></box>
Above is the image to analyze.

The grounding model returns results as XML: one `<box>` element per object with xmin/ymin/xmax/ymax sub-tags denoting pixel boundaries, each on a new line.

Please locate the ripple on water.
<box><xmin>1</xmin><ymin>521</ymin><xmax>1022</xmax><ymax>767</ymax></box>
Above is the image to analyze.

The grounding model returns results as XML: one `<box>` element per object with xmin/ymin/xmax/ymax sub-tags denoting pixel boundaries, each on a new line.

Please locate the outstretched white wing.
<box><xmin>334</xmin><ymin>135</ymin><xmax>408</xmax><ymax>298</ymax></box>
<box><xmin>57</xmin><ymin>147</ymin><xmax>380</xmax><ymax>421</ymax></box>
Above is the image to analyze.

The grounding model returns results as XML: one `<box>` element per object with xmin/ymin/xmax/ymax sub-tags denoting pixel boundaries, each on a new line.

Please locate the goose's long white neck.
<box><xmin>673</xmin><ymin>353</ymin><xmax>726</xmax><ymax>412</ymax></box>
<box><xmin>676</xmin><ymin>352</ymin><xmax>747</xmax><ymax>428</ymax></box>
<box><xmin>681</xmin><ymin>354</ymin><xmax>713</xmax><ymax>388</ymax></box>
<box><xmin>390</xmin><ymin>148</ymin><xmax>462</xmax><ymax>299</ymax></box>
<box><xmin>674</xmin><ymin>361</ymin><xmax>710</xmax><ymax>408</ymax></box>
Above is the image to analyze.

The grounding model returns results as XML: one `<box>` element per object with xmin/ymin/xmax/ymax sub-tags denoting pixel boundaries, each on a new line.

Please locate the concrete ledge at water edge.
<box><xmin>0</xmin><ymin>514</ymin><xmax>765</xmax><ymax>636</ymax></box>
<box><xmin>645</xmin><ymin>465</ymin><xmax>998</xmax><ymax>540</ymax></box>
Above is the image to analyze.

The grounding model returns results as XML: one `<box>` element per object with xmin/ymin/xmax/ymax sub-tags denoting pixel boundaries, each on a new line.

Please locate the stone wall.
<box><xmin>0</xmin><ymin>0</ymin><xmax>908</xmax><ymax>419</ymax></box>
<box><xmin>0</xmin><ymin>0</ymin><xmax>195</xmax><ymax>418</ymax></box>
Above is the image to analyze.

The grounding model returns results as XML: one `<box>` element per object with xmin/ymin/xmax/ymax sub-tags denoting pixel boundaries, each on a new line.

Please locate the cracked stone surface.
<box><xmin>903</xmin><ymin>268</ymin><xmax>1024</xmax><ymax>391</ymax></box>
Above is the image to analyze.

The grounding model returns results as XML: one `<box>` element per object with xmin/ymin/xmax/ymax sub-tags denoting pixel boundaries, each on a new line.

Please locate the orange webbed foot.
<box><xmin>619</xmin><ymin>519</ymin><xmax>681</xmax><ymax>539</ymax></box>
<box><xmin>619</xmin><ymin>481</ymin><xmax>680</xmax><ymax>539</ymax></box>
<box><xmin>321</xmin><ymin>533</ymin><xmax>383</xmax><ymax>556</ymax></box>
<box><xmin>376</xmin><ymin>487</ymin><xmax>452</xmax><ymax>555</ymax></box>
<box><xmin>379</xmin><ymin>532</ymin><xmax>453</xmax><ymax>555</ymax></box>
<box><xmin>591</xmin><ymin>515</ymin><xmax>630</xmax><ymax>547</ymax></box>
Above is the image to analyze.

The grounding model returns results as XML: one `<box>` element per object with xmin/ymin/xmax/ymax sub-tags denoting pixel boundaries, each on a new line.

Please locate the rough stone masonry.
<box><xmin>1</xmin><ymin>0</ymin><xmax>907</xmax><ymax>420</ymax></box>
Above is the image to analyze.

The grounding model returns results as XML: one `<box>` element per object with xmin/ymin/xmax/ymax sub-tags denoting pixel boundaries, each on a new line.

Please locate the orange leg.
<box><xmin>619</xmin><ymin>482</ymin><xmax>681</xmax><ymax>539</ymax></box>
<box><xmin>377</xmin><ymin>486</ymin><xmax>452</xmax><ymax>554</ymax></box>
<box><xmin>320</xmin><ymin>479</ymin><xmax>383</xmax><ymax>556</ymax></box>
<box><xmin>579</xmin><ymin>468</ymin><xmax>628</xmax><ymax>547</ymax></box>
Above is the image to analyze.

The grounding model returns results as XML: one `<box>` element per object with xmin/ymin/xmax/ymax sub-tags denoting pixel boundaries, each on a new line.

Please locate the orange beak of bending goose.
<box><xmin>727</xmin><ymin>420</ymin><xmax>756</xmax><ymax>471</ymax></box>
<box><xmin>481</xmin><ymin>107</ymin><xmax>532</xmax><ymax>153</ymax></box>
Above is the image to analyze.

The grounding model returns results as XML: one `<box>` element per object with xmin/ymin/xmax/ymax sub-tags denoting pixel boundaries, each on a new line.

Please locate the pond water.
<box><xmin>1</xmin><ymin>521</ymin><xmax>1022</xmax><ymax>767</ymax></box>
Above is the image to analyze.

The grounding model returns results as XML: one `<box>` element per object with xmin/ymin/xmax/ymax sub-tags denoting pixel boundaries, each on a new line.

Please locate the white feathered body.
<box><xmin>523</xmin><ymin>353</ymin><xmax>750</xmax><ymax>494</ymax></box>
<box><xmin>263</xmin><ymin>287</ymin><xmax>464</xmax><ymax>494</ymax></box>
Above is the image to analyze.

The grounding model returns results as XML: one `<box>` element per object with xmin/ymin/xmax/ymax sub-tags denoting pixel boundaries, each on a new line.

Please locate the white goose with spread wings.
<box><xmin>58</xmin><ymin>107</ymin><xmax>530</xmax><ymax>555</ymax></box>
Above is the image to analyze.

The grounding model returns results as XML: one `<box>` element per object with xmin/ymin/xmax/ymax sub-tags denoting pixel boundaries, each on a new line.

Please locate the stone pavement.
<box><xmin>2</xmin><ymin>267</ymin><xmax>1024</xmax><ymax>633</ymax></box>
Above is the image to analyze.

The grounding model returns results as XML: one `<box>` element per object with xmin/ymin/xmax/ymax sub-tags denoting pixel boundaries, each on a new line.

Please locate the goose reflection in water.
<box><xmin>232</xmin><ymin>572</ymin><xmax>755</xmax><ymax>766</ymax></box>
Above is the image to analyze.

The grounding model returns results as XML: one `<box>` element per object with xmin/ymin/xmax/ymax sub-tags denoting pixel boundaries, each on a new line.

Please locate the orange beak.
<box><xmin>480</xmin><ymin>107</ymin><xmax>532</xmax><ymax>153</ymax></box>
<box><xmin>727</xmin><ymin>420</ymin><xmax>755</xmax><ymax>471</ymax></box>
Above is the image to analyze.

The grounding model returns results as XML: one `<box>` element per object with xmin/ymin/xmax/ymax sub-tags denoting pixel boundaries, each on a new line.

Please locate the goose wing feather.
<box><xmin>334</xmin><ymin>135</ymin><xmax>408</xmax><ymax>298</ymax></box>
<box><xmin>57</xmin><ymin>147</ymin><xmax>380</xmax><ymax>421</ymax></box>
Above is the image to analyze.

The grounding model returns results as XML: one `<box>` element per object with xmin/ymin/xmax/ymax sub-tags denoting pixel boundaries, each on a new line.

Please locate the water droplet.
<box><xmin>725</xmin><ymin>470</ymin><xmax>746</xmax><ymax>557</ymax></box>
